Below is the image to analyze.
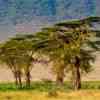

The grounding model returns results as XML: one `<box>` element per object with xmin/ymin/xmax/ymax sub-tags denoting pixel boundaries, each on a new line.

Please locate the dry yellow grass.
<box><xmin>0</xmin><ymin>90</ymin><xmax>100</xmax><ymax>100</ymax></box>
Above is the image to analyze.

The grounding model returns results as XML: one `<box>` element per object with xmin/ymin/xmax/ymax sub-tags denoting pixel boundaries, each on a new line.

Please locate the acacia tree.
<box><xmin>34</xmin><ymin>28</ymin><xmax>70</xmax><ymax>85</ymax></box>
<box><xmin>0</xmin><ymin>34</ymin><xmax>35</xmax><ymax>87</ymax></box>
<box><xmin>11</xmin><ymin>34</ymin><xmax>35</xmax><ymax>87</ymax></box>
<box><xmin>55</xmin><ymin>20</ymin><xmax>90</xmax><ymax>89</ymax></box>
<box><xmin>0</xmin><ymin>40</ymin><xmax>23</xmax><ymax>87</ymax></box>
<box><xmin>33</xmin><ymin>17</ymin><xmax>98</xmax><ymax>90</ymax></box>
<box><xmin>55</xmin><ymin>16</ymin><xmax>100</xmax><ymax>89</ymax></box>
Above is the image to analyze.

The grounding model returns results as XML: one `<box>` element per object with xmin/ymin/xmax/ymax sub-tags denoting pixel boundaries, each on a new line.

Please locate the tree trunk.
<box><xmin>74</xmin><ymin>66</ymin><xmax>81</xmax><ymax>90</ymax></box>
<box><xmin>17</xmin><ymin>70</ymin><xmax>22</xmax><ymax>88</ymax></box>
<box><xmin>56</xmin><ymin>75</ymin><xmax>63</xmax><ymax>85</ymax></box>
<box><xmin>73</xmin><ymin>56</ymin><xmax>81</xmax><ymax>90</ymax></box>
<box><xmin>26</xmin><ymin>70</ymin><xmax>31</xmax><ymax>87</ymax></box>
<box><xmin>14</xmin><ymin>71</ymin><xmax>18</xmax><ymax>86</ymax></box>
<box><xmin>71</xmin><ymin>67</ymin><xmax>76</xmax><ymax>89</ymax></box>
<box><xmin>56</xmin><ymin>69</ymin><xmax>64</xmax><ymax>85</ymax></box>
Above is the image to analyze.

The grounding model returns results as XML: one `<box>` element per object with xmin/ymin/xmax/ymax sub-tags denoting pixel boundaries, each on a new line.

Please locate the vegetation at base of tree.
<box><xmin>0</xmin><ymin>81</ymin><xmax>99</xmax><ymax>91</ymax></box>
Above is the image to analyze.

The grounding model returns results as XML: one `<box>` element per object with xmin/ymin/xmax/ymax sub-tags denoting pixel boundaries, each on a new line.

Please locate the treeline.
<box><xmin>0</xmin><ymin>16</ymin><xmax>100</xmax><ymax>90</ymax></box>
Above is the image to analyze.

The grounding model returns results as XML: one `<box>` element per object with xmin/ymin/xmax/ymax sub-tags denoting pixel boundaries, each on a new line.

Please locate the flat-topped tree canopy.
<box><xmin>56</xmin><ymin>20</ymin><xmax>83</xmax><ymax>28</ymax></box>
<box><xmin>42</xmin><ymin>27</ymin><xmax>60</xmax><ymax>32</ymax></box>
<box><xmin>56</xmin><ymin>16</ymin><xmax>100</xmax><ymax>28</ymax></box>
<box><xmin>83</xmin><ymin>16</ymin><xmax>100</xmax><ymax>23</ymax></box>
<box><xmin>12</xmin><ymin>34</ymin><xmax>35</xmax><ymax>41</ymax></box>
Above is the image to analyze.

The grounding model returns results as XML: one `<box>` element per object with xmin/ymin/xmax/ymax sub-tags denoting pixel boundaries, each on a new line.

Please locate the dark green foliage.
<box><xmin>56</xmin><ymin>16</ymin><xmax>100</xmax><ymax>28</ymax></box>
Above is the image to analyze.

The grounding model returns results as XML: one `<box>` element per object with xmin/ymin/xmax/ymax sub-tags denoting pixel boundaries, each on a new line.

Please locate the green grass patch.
<box><xmin>0</xmin><ymin>81</ymin><xmax>100</xmax><ymax>91</ymax></box>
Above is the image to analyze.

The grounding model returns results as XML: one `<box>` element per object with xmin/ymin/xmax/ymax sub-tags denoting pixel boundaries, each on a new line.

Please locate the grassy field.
<box><xmin>0</xmin><ymin>90</ymin><xmax>100</xmax><ymax>100</ymax></box>
<box><xmin>0</xmin><ymin>81</ymin><xmax>100</xmax><ymax>100</ymax></box>
<box><xmin>0</xmin><ymin>81</ymin><xmax>100</xmax><ymax>91</ymax></box>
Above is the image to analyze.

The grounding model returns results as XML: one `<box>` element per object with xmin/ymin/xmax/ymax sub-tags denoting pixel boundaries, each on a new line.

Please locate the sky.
<box><xmin>0</xmin><ymin>0</ymin><xmax>99</xmax><ymax>41</ymax></box>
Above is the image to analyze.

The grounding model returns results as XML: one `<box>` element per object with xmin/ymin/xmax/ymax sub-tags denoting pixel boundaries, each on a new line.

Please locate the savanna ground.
<box><xmin>0</xmin><ymin>81</ymin><xmax>100</xmax><ymax>100</ymax></box>
<box><xmin>1</xmin><ymin>90</ymin><xmax>100</xmax><ymax>100</ymax></box>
